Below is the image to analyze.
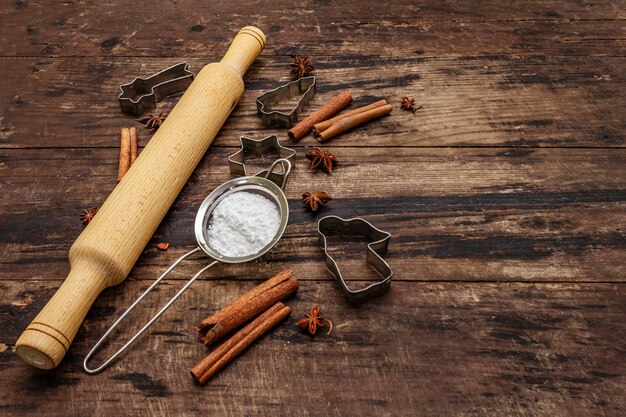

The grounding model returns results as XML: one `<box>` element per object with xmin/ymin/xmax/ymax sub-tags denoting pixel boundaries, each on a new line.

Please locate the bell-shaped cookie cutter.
<box><xmin>317</xmin><ymin>215</ymin><xmax>393</xmax><ymax>304</ymax></box>
<box><xmin>256</xmin><ymin>76</ymin><xmax>316</xmax><ymax>128</ymax></box>
<box><xmin>118</xmin><ymin>62</ymin><xmax>194</xmax><ymax>116</ymax></box>
<box><xmin>228</xmin><ymin>135</ymin><xmax>296</xmax><ymax>189</ymax></box>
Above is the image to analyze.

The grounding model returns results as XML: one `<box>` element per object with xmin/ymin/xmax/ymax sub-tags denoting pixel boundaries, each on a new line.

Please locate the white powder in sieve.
<box><xmin>206</xmin><ymin>191</ymin><xmax>281</xmax><ymax>258</ymax></box>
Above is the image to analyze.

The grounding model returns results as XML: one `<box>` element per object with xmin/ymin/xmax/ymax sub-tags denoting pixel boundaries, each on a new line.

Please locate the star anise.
<box><xmin>400</xmin><ymin>96</ymin><xmax>420</xmax><ymax>113</ymax></box>
<box><xmin>305</xmin><ymin>147</ymin><xmax>337</xmax><ymax>173</ymax></box>
<box><xmin>295</xmin><ymin>305</ymin><xmax>333</xmax><ymax>336</ymax></box>
<box><xmin>80</xmin><ymin>207</ymin><xmax>99</xmax><ymax>226</ymax></box>
<box><xmin>302</xmin><ymin>190</ymin><xmax>332</xmax><ymax>212</ymax></box>
<box><xmin>138</xmin><ymin>113</ymin><xmax>166</xmax><ymax>130</ymax></box>
<box><xmin>290</xmin><ymin>55</ymin><xmax>315</xmax><ymax>79</ymax></box>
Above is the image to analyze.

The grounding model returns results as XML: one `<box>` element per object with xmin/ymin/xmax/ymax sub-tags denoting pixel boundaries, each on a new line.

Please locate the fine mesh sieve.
<box><xmin>195</xmin><ymin>177</ymin><xmax>289</xmax><ymax>263</ymax></box>
<box><xmin>83</xmin><ymin>159</ymin><xmax>291</xmax><ymax>374</ymax></box>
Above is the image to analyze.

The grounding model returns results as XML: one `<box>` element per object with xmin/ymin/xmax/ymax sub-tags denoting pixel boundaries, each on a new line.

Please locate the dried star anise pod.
<box><xmin>305</xmin><ymin>147</ymin><xmax>337</xmax><ymax>173</ymax></box>
<box><xmin>400</xmin><ymin>96</ymin><xmax>420</xmax><ymax>113</ymax></box>
<box><xmin>295</xmin><ymin>305</ymin><xmax>333</xmax><ymax>336</ymax></box>
<box><xmin>138</xmin><ymin>113</ymin><xmax>166</xmax><ymax>130</ymax></box>
<box><xmin>302</xmin><ymin>190</ymin><xmax>332</xmax><ymax>212</ymax></box>
<box><xmin>80</xmin><ymin>207</ymin><xmax>99</xmax><ymax>226</ymax></box>
<box><xmin>290</xmin><ymin>54</ymin><xmax>315</xmax><ymax>79</ymax></box>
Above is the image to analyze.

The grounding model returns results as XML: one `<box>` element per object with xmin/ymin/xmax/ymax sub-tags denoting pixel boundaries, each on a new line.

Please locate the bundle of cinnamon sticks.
<box><xmin>190</xmin><ymin>269</ymin><xmax>298</xmax><ymax>384</ymax></box>
<box><xmin>117</xmin><ymin>127</ymin><xmax>138</xmax><ymax>182</ymax></box>
<box><xmin>288</xmin><ymin>92</ymin><xmax>392</xmax><ymax>143</ymax></box>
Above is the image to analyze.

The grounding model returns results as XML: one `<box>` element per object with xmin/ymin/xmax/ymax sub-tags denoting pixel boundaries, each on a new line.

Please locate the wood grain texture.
<box><xmin>1</xmin><ymin>0</ymin><xmax>625</xmax><ymax>415</ymax></box>
<box><xmin>1</xmin><ymin>1</ymin><xmax>625</xmax><ymax>57</ymax></box>
<box><xmin>1</xmin><ymin>279</ymin><xmax>624</xmax><ymax>416</ymax></box>
<box><xmin>1</xmin><ymin>56</ymin><xmax>624</xmax><ymax>148</ymax></box>
<box><xmin>1</xmin><ymin>147</ymin><xmax>624</xmax><ymax>283</ymax></box>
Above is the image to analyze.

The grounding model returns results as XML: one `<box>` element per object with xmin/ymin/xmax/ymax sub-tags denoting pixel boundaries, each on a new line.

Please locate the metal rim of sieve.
<box><xmin>194</xmin><ymin>175</ymin><xmax>289</xmax><ymax>263</ymax></box>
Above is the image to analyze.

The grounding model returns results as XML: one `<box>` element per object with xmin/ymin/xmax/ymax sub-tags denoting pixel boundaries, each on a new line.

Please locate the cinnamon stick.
<box><xmin>117</xmin><ymin>128</ymin><xmax>131</xmax><ymax>182</ymax></box>
<box><xmin>288</xmin><ymin>91</ymin><xmax>352</xmax><ymax>142</ymax></box>
<box><xmin>191</xmin><ymin>302</ymin><xmax>291</xmax><ymax>384</ymax></box>
<box><xmin>313</xmin><ymin>99</ymin><xmax>387</xmax><ymax>136</ymax></box>
<box><xmin>129</xmin><ymin>127</ymin><xmax>138</xmax><ymax>165</ymax></box>
<box><xmin>317</xmin><ymin>104</ymin><xmax>393</xmax><ymax>142</ymax></box>
<box><xmin>197</xmin><ymin>269</ymin><xmax>298</xmax><ymax>346</ymax></box>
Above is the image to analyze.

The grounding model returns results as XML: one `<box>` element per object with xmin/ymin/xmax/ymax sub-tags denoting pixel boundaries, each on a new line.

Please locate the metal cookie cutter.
<box><xmin>256</xmin><ymin>76</ymin><xmax>316</xmax><ymax>128</ymax></box>
<box><xmin>118</xmin><ymin>62</ymin><xmax>194</xmax><ymax>115</ymax></box>
<box><xmin>318</xmin><ymin>216</ymin><xmax>393</xmax><ymax>304</ymax></box>
<box><xmin>228</xmin><ymin>135</ymin><xmax>296</xmax><ymax>188</ymax></box>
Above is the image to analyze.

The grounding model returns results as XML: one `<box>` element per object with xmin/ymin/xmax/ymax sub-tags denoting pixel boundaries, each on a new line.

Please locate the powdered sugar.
<box><xmin>206</xmin><ymin>191</ymin><xmax>281</xmax><ymax>258</ymax></box>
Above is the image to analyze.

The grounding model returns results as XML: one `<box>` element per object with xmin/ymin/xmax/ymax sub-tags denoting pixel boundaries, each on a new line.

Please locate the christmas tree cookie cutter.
<box><xmin>318</xmin><ymin>216</ymin><xmax>393</xmax><ymax>304</ymax></box>
<box><xmin>228</xmin><ymin>135</ymin><xmax>296</xmax><ymax>189</ymax></box>
<box><xmin>256</xmin><ymin>76</ymin><xmax>316</xmax><ymax>128</ymax></box>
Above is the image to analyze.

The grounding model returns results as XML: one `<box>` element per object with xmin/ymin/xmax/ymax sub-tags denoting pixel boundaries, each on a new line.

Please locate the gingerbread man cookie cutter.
<box><xmin>317</xmin><ymin>215</ymin><xmax>393</xmax><ymax>304</ymax></box>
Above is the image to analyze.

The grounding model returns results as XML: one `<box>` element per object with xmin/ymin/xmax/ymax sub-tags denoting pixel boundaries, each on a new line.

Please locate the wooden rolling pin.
<box><xmin>15</xmin><ymin>26</ymin><xmax>267</xmax><ymax>370</ymax></box>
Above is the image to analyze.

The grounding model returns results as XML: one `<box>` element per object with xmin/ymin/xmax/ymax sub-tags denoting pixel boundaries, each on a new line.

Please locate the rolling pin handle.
<box><xmin>220</xmin><ymin>26</ymin><xmax>266</xmax><ymax>77</ymax></box>
<box><xmin>15</xmin><ymin>262</ymin><xmax>109</xmax><ymax>369</ymax></box>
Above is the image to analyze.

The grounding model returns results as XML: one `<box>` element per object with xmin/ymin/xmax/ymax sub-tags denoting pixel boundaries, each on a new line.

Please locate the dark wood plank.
<box><xmin>1</xmin><ymin>147</ymin><xmax>624</xmax><ymax>283</ymax></box>
<box><xmin>1</xmin><ymin>1</ymin><xmax>625</xmax><ymax>57</ymax></box>
<box><xmin>1</xmin><ymin>279</ymin><xmax>624</xmax><ymax>416</ymax></box>
<box><xmin>1</xmin><ymin>56</ymin><xmax>624</xmax><ymax>149</ymax></box>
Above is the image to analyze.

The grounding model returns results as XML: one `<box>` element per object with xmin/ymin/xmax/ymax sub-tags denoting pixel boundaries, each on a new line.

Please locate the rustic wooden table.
<box><xmin>1</xmin><ymin>1</ymin><xmax>625</xmax><ymax>416</ymax></box>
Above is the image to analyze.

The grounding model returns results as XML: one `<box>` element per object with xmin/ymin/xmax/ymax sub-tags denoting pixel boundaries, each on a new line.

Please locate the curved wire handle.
<box><xmin>83</xmin><ymin>247</ymin><xmax>218</xmax><ymax>374</ymax></box>
<box><xmin>264</xmin><ymin>158</ymin><xmax>291</xmax><ymax>190</ymax></box>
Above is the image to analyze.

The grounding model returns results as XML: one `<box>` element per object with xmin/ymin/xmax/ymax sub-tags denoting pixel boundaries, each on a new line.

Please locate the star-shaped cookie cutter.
<box><xmin>118</xmin><ymin>62</ymin><xmax>194</xmax><ymax>116</ymax></box>
<box><xmin>317</xmin><ymin>216</ymin><xmax>393</xmax><ymax>304</ymax></box>
<box><xmin>228</xmin><ymin>135</ymin><xmax>296</xmax><ymax>189</ymax></box>
<box><xmin>256</xmin><ymin>76</ymin><xmax>316</xmax><ymax>128</ymax></box>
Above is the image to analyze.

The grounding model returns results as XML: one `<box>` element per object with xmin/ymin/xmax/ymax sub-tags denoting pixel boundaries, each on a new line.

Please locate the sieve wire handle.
<box><xmin>83</xmin><ymin>247</ymin><xmax>218</xmax><ymax>374</ymax></box>
<box><xmin>265</xmin><ymin>158</ymin><xmax>292</xmax><ymax>190</ymax></box>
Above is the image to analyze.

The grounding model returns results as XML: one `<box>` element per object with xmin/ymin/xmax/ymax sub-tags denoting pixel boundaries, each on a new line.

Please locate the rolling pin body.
<box><xmin>15</xmin><ymin>26</ymin><xmax>266</xmax><ymax>369</ymax></box>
